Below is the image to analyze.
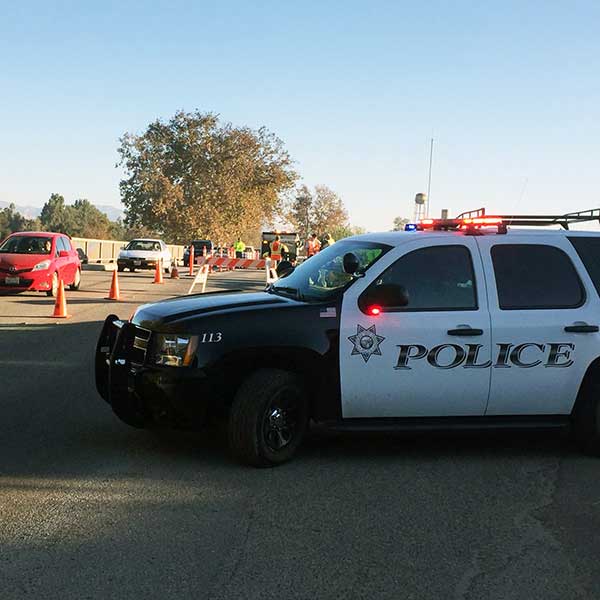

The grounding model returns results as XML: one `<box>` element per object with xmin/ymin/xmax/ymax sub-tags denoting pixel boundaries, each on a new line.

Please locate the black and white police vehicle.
<box><xmin>95</xmin><ymin>208</ymin><xmax>600</xmax><ymax>466</ymax></box>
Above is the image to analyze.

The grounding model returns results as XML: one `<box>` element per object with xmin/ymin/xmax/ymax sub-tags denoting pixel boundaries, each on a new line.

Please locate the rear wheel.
<box><xmin>573</xmin><ymin>378</ymin><xmax>600</xmax><ymax>455</ymax></box>
<box><xmin>46</xmin><ymin>272</ymin><xmax>59</xmax><ymax>297</ymax></box>
<box><xmin>69</xmin><ymin>268</ymin><xmax>81</xmax><ymax>290</ymax></box>
<box><xmin>130</xmin><ymin>267</ymin><xmax>136</xmax><ymax>273</ymax></box>
<box><xmin>228</xmin><ymin>369</ymin><xmax>309</xmax><ymax>467</ymax></box>
<box><xmin>117</xmin><ymin>265</ymin><xmax>125</xmax><ymax>272</ymax></box>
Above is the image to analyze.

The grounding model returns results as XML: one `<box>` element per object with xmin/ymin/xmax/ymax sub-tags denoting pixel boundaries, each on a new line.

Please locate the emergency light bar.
<box><xmin>404</xmin><ymin>207</ymin><xmax>600</xmax><ymax>234</ymax></box>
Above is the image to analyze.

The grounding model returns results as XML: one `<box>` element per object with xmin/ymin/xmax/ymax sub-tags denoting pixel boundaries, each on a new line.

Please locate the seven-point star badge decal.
<box><xmin>348</xmin><ymin>324</ymin><xmax>385</xmax><ymax>363</ymax></box>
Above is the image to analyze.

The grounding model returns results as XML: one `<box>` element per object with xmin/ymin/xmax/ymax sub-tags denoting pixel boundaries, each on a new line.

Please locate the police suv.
<box><xmin>95</xmin><ymin>209</ymin><xmax>600</xmax><ymax>466</ymax></box>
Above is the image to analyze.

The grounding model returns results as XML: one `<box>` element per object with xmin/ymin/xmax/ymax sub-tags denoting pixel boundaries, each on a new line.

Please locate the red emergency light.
<box><xmin>418</xmin><ymin>216</ymin><xmax>506</xmax><ymax>234</ymax></box>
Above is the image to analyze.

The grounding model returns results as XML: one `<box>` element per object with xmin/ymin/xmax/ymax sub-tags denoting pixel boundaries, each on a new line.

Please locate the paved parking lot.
<box><xmin>1</xmin><ymin>269</ymin><xmax>600</xmax><ymax>599</ymax></box>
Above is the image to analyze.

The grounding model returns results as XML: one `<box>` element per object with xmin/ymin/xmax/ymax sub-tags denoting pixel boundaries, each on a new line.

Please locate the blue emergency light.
<box><xmin>404</xmin><ymin>223</ymin><xmax>418</xmax><ymax>231</ymax></box>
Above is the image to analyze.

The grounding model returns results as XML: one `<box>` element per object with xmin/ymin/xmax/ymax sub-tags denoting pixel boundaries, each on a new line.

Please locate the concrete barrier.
<box><xmin>71</xmin><ymin>237</ymin><xmax>186</xmax><ymax>264</ymax></box>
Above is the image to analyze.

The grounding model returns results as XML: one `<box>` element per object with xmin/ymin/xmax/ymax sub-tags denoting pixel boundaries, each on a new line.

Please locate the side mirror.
<box><xmin>358</xmin><ymin>283</ymin><xmax>409</xmax><ymax>314</ymax></box>
<box><xmin>343</xmin><ymin>252</ymin><xmax>360</xmax><ymax>275</ymax></box>
<box><xmin>59</xmin><ymin>250</ymin><xmax>69</xmax><ymax>258</ymax></box>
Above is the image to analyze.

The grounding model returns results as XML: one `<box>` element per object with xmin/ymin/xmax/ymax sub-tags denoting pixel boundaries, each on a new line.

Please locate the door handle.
<box><xmin>447</xmin><ymin>327</ymin><xmax>484</xmax><ymax>336</ymax></box>
<box><xmin>564</xmin><ymin>324</ymin><xmax>599</xmax><ymax>333</ymax></box>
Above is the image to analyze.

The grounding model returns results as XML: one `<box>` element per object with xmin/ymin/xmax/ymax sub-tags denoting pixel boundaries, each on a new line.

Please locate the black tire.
<box><xmin>117</xmin><ymin>265</ymin><xmax>125</xmax><ymax>272</ymax></box>
<box><xmin>130</xmin><ymin>267</ymin><xmax>136</xmax><ymax>273</ymax></box>
<box><xmin>228</xmin><ymin>369</ymin><xmax>309</xmax><ymax>467</ymax></box>
<box><xmin>573</xmin><ymin>378</ymin><xmax>600</xmax><ymax>455</ymax></box>
<box><xmin>69</xmin><ymin>268</ymin><xmax>81</xmax><ymax>290</ymax></box>
<box><xmin>46</xmin><ymin>272</ymin><xmax>59</xmax><ymax>297</ymax></box>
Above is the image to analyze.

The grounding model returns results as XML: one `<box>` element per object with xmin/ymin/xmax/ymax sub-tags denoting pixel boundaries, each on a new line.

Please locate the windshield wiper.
<box><xmin>270</xmin><ymin>286</ymin><xmax>304</xmax><ymax>301</ymax></box>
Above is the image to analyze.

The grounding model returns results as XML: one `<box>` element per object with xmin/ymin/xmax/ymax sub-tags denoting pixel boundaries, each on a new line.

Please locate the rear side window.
<box><xmin>568</xmin><ymin>237</ymin><xmax>600</xmax><ymax>298</ymax></box>
<box><xmin>491</xmin><ymin>244</ymin><xmax>584</xmax><ymax>309</ymax></box>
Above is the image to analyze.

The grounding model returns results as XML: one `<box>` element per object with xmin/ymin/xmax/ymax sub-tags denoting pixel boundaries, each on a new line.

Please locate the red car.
<box><xmin>0</xmin><ymin>231</ymin><xmax>81</xmax><ymax>296</ymax></box>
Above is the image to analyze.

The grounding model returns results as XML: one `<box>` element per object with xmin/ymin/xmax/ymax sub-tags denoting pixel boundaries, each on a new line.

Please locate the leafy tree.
<box><xmin>285</xmin><ymin>184</ymin><xmax>349</xmax><ymax>240</ymax></box>
<box><xmin>330</xmin><ymin>224</ymin><xmax>366</xmax><ymax>240</ymax></box>
<box><xmin>392</xmin><ymin>216</ymin><xmax>410</xmax><ymax>231</ymax></box>
<box><xmin>39</xmin><ymin>193</ymin><xmax>75</xmax><ymax>234</ymax></box>
<box><xmin>117</xmin><ymin>110</ymin><xmax>297</xmax><ymax>243</ymax></box>
<box><xmin>0</xmin><ymin>204</ymin><xmax>28</xmax><ymax>239</ymax></box>
<box><xmin>312</xmin><ymin>185</ymin><xmax>349</xmax><ymax>236</ymax></box>
<box><xmin>68</xmin><ymin>199</ymin><xmax>114</xmax><ymax>239</ymax></box>
<box><xmin>287</xmin><ymin>185</ymin><xmax>314</xmax><ymax>240</ymax></box>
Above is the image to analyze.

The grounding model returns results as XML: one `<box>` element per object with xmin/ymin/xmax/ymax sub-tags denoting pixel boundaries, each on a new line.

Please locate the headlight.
<box><xmin>32</xmin><ymin>260</ymin><xmax>51</xmax><ymax>271</ymax></box>
<box><xmin>153</xmin><ymin>334</ymin><xmax>198</xmax><ymax>367</ymax></box>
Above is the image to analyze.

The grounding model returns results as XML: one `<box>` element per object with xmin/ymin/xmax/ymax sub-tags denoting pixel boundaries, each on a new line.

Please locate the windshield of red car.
<box><xmin>0</xmin><ymin>236</ymin><xmax>53</xmax><ymax>255</ymax></box>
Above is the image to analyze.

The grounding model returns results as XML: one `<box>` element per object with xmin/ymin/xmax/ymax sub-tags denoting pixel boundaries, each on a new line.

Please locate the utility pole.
<box><xmin>426</xmin><ymin>137</ymin><xmax>434</xmax><ymax>217</ymax></box>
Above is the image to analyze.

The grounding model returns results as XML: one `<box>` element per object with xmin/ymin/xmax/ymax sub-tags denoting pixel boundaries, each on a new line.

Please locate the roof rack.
<box><xmin>449</xmin><ymin>208</ymin><xmax>600</xmax><ymax>231</ymax></box>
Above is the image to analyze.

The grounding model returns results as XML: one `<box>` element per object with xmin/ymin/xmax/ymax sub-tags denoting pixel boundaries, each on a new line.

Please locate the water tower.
<box><xmin>414</xmin><ymin>192</ymin><xmax>427</xmax><ymax>222</ymax></box>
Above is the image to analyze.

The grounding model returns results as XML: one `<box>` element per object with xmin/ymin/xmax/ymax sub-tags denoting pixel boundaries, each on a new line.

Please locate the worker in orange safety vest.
<box><xmin>305</xmin><ymin>233</ymin><xmax>321</xmax><ymax>258</ymax></box>
<box><xmin>270</xmin><ymin>235</ymin><xmax>283</xmax><ymax>261</ymax></box>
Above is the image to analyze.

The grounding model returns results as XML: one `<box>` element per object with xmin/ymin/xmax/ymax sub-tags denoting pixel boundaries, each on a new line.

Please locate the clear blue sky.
<box><xmin>1</xmin><ymin>0</ymin><xmax>599</xmax><ymax>231</ymax></box>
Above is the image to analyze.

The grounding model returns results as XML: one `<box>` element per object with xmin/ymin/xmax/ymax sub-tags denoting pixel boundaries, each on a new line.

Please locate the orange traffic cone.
<box><xmin>170</xmin><ymin>262</ymin><xmax>179</xmax><ymax>279</ymax></box>
<box><xmin>153</xmin><ymin>259</ymin><xmax>164</xmax><ymax>284</ymax></box>
<box><xmin>52</xmin><ymin>279</ymin><xmax>69</xmax><ymax>318</ymax></box>
<box><xmin>105</xmin><ymin>269</ymin><xmax>121</xmax><ymax>300</ymax></box>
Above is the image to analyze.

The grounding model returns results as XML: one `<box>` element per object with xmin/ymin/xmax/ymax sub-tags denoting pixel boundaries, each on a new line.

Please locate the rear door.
<box><xmin>477</xmin><ymin>234</ymin><xmax>600</xmax><ymax>415</ymax></box>
<box><xmin>340</xmin><ymin>236</ymin><xmax>492</xmax><ymax>418</ymax></box>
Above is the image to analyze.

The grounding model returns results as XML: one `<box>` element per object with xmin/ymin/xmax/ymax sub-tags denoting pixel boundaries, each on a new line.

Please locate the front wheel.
<box><xmin>228</xmin><ymin>369</ymin><xmax>309</xmax><ymax>467</ymax></box>
<box><xmin>46</xmin><ymin>272</ymin><xmax>59</xmax><ymax>297</ymax></box>
<box><xmin>573</xmin><ymin>378</ymin><xmax>600</xmax><ymax>456</ymax></box>
<box><xmin>70</xmin><ymin>268</ymin><xmax>81</xmax><ymax>290</ymax></box>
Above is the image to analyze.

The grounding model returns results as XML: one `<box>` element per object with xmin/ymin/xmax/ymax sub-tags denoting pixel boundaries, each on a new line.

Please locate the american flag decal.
<box><xmin>320</xmin><ymin>307</ymin><xmax>337</xmax><ymax>318</ymax></box>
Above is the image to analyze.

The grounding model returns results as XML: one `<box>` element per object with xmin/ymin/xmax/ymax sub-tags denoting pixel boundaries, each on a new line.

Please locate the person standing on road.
<box><xmin>306</xmin><ymin>233</ymin><xmax>321</xmax><ymax>258</ymax></box>
<box><xmin>321</xmin><ymin>233</ymin><xmax>335</xmax><ymax>249</ymax></box>
<box><xmin>234</xmin><ymin>237</ymin><xmax>246</xmax><ymax>259</ymax></box>
<box><xmin>270</xmin><ymin>235</ymin><xmax>283</xmax><ymax>261</ymax></box>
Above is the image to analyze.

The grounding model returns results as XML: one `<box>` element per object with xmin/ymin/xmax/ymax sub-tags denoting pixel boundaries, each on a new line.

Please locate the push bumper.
<box><xmin>95</xmin><ymin>315</ymin><xmax>214</xmax><ymax>428</ymax></box>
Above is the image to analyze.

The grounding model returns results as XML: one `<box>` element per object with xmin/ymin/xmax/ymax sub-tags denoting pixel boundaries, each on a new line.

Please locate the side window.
<box><xmin>56</xmin><ymin>237</ymin><xmax>67</xmax><ymax>253</ymax></box>
<box><xmin>568</xmin><ymin>237</ymin><xmax>600</xmax><ymax>298</ymax></box>
<box><xmin>62</xmin><ymin>237</ymin><xmax>73</xmax><ymax>251</ymax></box>
<box><xmin>369</xmin><ymin>245</ymin><xmax>477</xmax><ymax>311</ymax></box>
<box><xmin>491</xmin><ymin>244</ymin><xmax>584</xmax><ymax>310</ymax></box>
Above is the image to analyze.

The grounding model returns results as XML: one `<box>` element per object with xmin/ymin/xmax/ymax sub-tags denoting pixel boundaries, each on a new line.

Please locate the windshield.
<box><xmin>0</xmin><ymin>235</ymin><xmax>53</xmax><ymax>255</ymax></box>
<box><xmin>126</xmin><ymin>240</ymin><xmax>162</xmax><ymax>251</ymax></box>
<box><xmin>269</xmin><ymin>239</ymin><xmax>391</xmax><ymax>302</ymax></box>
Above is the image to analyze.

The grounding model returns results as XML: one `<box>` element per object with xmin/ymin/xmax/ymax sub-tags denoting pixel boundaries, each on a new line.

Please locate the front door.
<box><xmin>340</xmin><ymin>237</ymin><xmax>492</xmax><ymax>418</ymax></box>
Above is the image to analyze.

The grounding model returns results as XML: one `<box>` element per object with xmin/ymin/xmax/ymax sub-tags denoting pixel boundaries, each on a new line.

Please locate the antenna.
<box><xmin>426</xmin><ymin>137</ymin><xmax>434</xmax><ymax>217</ymax></box>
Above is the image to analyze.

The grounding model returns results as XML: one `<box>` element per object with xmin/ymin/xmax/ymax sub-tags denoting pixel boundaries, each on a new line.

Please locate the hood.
<box><xmin>0</xmin><ymin>253</ymin><xmax>50</xmax><ymax>271</ymax></box>
<box><xmin>132</xmin><ymin>291</ymin><xmax>295</xmax><ymax>329</ymax></box>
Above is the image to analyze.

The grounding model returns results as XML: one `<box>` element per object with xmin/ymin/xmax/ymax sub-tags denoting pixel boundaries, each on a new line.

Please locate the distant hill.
<box><xmin>0</xmin><ymin>201</ymin><xmax>124</xmax><ymax>222</ymax></box>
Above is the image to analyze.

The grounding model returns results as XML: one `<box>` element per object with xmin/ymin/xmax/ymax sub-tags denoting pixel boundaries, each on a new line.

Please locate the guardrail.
<box><xmin>71</xmin><ymin>237</ymin><xmax>186</xmax><ymax>263</ymax></box>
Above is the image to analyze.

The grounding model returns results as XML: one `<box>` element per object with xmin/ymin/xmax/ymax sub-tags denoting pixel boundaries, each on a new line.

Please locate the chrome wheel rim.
<box><xmin>262</xmin><ymin>391</ymin><xmax>300</xmax><ymax>452</ymax></box>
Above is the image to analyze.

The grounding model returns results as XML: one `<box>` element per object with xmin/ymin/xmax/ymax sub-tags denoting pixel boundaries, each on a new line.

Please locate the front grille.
<box><xmin>1</xmin><ymin>278</ymin><xmax>33</xmax><ymax>287</ymax></box>
<box><xmin>0</xmin><ymin>267</ymin><xmax>32</xmax><ymax>275</ymax></box>
<box><xmin>130</xmin><ymin>325</ymin><xmax>152</xmax><ymax>365</ymax></box>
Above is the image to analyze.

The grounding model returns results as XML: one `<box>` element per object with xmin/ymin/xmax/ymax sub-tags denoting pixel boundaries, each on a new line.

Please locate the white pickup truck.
<box><xmin>117</xmin><ymin>238</ymin><xmax>172</xmax><ymax>274</ymax></box>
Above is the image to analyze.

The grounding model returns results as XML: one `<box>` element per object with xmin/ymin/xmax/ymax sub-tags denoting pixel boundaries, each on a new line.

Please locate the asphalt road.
<box><xmin>1</xmin><ymin>268</ymin><xmax>599</xmax><ymax>599</ymax></box>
